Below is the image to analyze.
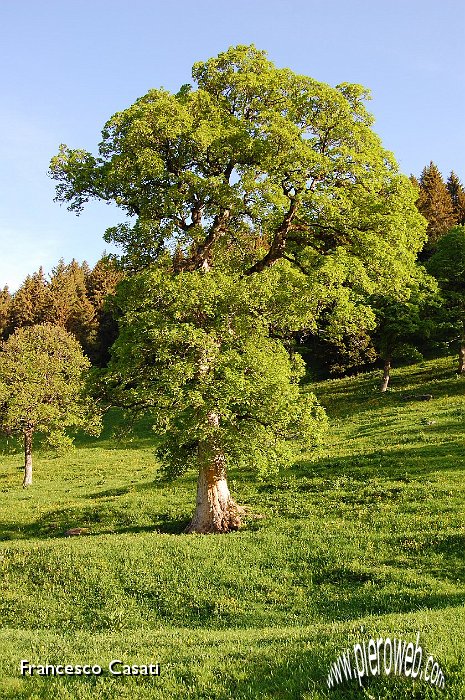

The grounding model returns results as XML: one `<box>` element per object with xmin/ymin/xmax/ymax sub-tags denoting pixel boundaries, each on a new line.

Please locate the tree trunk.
<box><xmin>185</xmin><ymin>411</ymin><xmax>243</xmax><ymax>534</ymax></box>
<box><xmin>380</xmin><ymin>356</ymin><xmax>391</xmax><ymax>392</ymax></box>
<box><xmin>22</xmin><ymin>426</ymin><xmax>33</xmax><ymax>488</ymax></box>
<box><xmin>458</xmin><ymin>327</ymin><xmax>465</xmax><ymax>374</ymax></box>
<box><xmin>185</xmin><ymin>453</ymin><xmax>243</xmax><ymax>534</ymax></box>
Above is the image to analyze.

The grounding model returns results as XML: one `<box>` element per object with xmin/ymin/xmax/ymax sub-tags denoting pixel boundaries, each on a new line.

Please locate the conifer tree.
<box><xmin>447</xmin><ymin>171</ymin><xmax>465</xmax><ymax>225</ymax></box>
<box><xmin>416</xmin><ymin>162</ymin><xmax>456</xmax><ymax>248</ymax></box>
<box><xmin>85</xmin><ymin>257</ymin><xmax>124</xmax><ymax>366</ymax></box>
<box><xmin>0</xmin><ymin>287</ymin><xmax>11</xmax><ymax>339</ymax></box>
<box><xmin>7</xmin><ymin>268</ymin><xmax>52</xmax><ymax>332</ymax></box>
<box><xmin>48</xmin><ymin>259</ymin><xmax>97</xmax><ymax>354</ymax></box>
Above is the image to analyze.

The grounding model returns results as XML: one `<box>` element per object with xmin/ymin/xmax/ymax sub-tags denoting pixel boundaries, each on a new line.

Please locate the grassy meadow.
<box><xmin>0</xmin><ymin>356</ymin><xmax>464</xmax><ymax>699</ymax></box>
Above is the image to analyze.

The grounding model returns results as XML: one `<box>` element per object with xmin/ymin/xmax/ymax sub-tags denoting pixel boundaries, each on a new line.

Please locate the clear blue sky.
<box><xmin>1</xmin><ymin>0</ymin><xmax>464</xmax><ymax>290</ymax></box>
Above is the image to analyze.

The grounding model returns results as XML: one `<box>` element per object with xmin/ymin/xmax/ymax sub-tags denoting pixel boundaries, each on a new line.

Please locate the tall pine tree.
<box><xmin>447</xmin><ymin>171</ymin><xmax>465</xmax><ymax>226</ymax></box>
<box><xmin>48</xmin><ymin>259</ymin><xmax>97</xmax><ymax>354</ymax></box>
<box><xmin>416</xmin><ymin>162</ymin><xmax>456</xmax><ymax>249</ymax></box>
<box><xmin>0</xmin><ymin>286</ymin><xmax>11</xmax><ymax>339</ymax></box>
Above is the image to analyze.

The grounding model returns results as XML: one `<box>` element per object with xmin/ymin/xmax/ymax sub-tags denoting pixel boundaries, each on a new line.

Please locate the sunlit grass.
<box><xmin>0</xmin><ymin>356</ymin><xmax>464</xmax><ymax>698</ymax></box>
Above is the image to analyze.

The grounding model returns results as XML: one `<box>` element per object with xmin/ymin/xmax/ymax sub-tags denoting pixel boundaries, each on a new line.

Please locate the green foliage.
<box><xmin>108</xmin><ymin>264</ymin><xmax>327</xmax><ymax>479</ymax></box>
<box><xmin>51</xmin><ymin>44</ymin><xmax>425</xmax><ymax>289</ymax></box>
<box><xmin>427</xmin><ymin>226</ymin><xmax>465</xmax><ymax>359</ymax></box>
<box><xmin>0</xmin><ymin>323</ymin><xmax>100</xmax><ymax>451</ymax></box>
<box><xmin>50</xmin><ymin>45</ymin><xmax>427</xmax><ymax>486</ymax></box>
<box><xmin>371</xmin><ymin>265</ymin><xmax>439</xmax><ymax>364</ymax></box>
<box><xmin>427</xmin><ymin>225</ymin><xmax>465</xmax><ymax>290</ymax></box>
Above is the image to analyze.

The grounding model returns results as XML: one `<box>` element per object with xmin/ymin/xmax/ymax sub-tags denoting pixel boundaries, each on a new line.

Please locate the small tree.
<box><xmin>0</xmin><ymin>323</ymin><xmax>100</xmax><ymax>487</ymax></box>
<box><xmin>427</xmin><ymin>226</ymin><xmax>465</xmax><ymax>373</ymax></box>
<box><xmin>371</xmin><ymin>269</ymin><xmax>438</xmax><ymax>391</ymax></box>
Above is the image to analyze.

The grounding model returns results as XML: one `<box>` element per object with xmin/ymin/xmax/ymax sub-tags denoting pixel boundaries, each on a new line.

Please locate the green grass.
<box><xmin>0</xmin><ymin>356</ymin><xmax>464</xmax><ymax>698</ymax></box>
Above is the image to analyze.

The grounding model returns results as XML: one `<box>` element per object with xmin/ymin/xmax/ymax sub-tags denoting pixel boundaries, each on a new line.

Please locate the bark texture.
<box><xmin>185</xmin><ymin>454</ymin><xmax>243</xmax><ymax>534</ymax></box>
<box><xmin>186</xmin><ymin>410</ymin><xmax>243</xmax><ymax>534</ymax></box>
<box><xmin>22</xmin><ymin>426</ymin><xmax>33</xmax><ymax>488</ymax></box>
<box><xmin>380</xmin><ymin>357</ymin><xmax>391</xmax><ymax>392</ymax></box>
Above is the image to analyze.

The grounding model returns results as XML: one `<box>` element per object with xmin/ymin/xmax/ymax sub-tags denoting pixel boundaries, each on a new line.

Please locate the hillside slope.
<box><xmin>0</xmin><ymin>357</ymin><xmax>464</xmax><ymax>699</ymax></box>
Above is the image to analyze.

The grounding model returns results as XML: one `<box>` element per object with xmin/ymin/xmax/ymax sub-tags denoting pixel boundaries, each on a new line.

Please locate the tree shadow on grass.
<box><xmin>0</xmin><ymin>503</ymin><xmax>189</xmax><ymax>541</ymax></box>
<box><xmin>292</xmin><ymin>440</ymin><xmax>465</xmax><ymax>483</ymax></box>
<box><xmin>311</xmin><ymin>586</ymin><xmax>465</xmax><ymax>624</ymax></box>
<box><xmin>314</xmin><ymin>364</ymin><xmax>465</xmax><ymax>422</ymax></box>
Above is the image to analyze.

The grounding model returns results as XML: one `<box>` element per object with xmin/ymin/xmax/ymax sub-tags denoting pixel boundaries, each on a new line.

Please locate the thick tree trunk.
<box><xmin>186</xmin><ymin>411</ymin><xmax>243</xmax><ymax>534</ymax></box>
<box><xmin>380</xmin><ymin>356</ymin><xmax>391</xmax><ymax>392</ymax></box>
<box><xmin>185</xmin><ymin>453</ymin><xmax>243</xmax><ymax>534</ymax></box>
<box><xmin>22</xmin><ymin>427</ymin><xmax>33</xmax><ymax>488</ymax></box>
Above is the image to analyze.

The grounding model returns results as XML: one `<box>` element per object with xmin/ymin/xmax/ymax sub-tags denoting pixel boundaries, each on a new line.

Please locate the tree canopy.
<box><xmin>51</xmin><ymin>45</ymin><xmax>425</xmax><ymax>287</ymax></box>
<box><xmin>0</xmin><ymin>323</ymin><xmax>100</xmax><ymax>487</ymax></box>
<box><xmin>51</xmin><ymin>45</ymin><xmax>427</xmax><ymax>532</ymax></box>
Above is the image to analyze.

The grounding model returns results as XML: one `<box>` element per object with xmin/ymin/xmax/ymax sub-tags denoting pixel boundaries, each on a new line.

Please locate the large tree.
<box><xmin>0</xmin><ymin>324</ymin><xmax>99</xmax><ymax>487</ymax></box>
<box><xmin>50</xmin><ymin>45</ymin><xmax>426</xmax><ymax>532</ymax></box>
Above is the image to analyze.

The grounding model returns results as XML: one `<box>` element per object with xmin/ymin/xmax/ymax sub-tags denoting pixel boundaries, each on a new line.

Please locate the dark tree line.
<box><xmin>301</xmin><ymin>162</ymin><xmax>465</xmax><ymax>384</ymax></box>
<box><xmin>0</xmin><ymin>257</ymin><xmax>123</xmax><ymax>366</ymax></box>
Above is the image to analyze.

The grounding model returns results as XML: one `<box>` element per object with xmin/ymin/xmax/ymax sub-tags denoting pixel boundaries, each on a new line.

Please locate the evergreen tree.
<box><xmin>416</xmin><ymin>162</ymin><xmax>456</xmax><ymax>249</ymax></box>
<box><xmin>447</xmin><ymin>171</ymin><xmax>465</xmax><ymax>225</ymax></box>
<box><xmin>0</xmin><ymin>286</ymin><xmax>11</xmax><ymax>339</ymax></box>
<box><xmin>85</xmin><ymin>256</ymin><xmax>124</xmax><ymax>365</ymax></box>
<box><xmin>48</xmin><ymin>259</ymin><xmax>97</xmax><ymax>354</ymax></box>
<box><xmin>7</xmin><ymin>268</ymin><xmax>52</xmax><ymax>332</ymax></box>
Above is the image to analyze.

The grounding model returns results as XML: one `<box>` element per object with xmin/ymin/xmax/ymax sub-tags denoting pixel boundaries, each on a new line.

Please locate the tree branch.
<box><xmin>245</xmin><ymin>198</ymin><xmax>299</xmax><ymax>275</ymax></box>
